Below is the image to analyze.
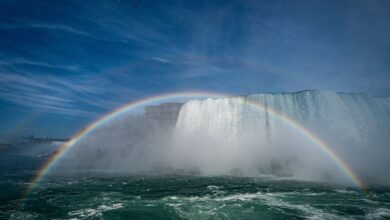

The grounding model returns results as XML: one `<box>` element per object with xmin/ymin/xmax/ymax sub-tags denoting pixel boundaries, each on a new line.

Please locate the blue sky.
<box><xmin>0</xmin><ymin>0</ymin><xmax>389</xmax><ymax>137</ymax></box>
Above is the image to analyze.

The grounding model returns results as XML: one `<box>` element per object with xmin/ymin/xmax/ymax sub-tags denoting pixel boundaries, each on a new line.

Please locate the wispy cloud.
<box><xmin>28</xmin><ymin>23</ymin><xmax>90</xmax><ymax>36</ymax></box>
<box><xmin>0</xmin><ymin>58</ymin><xmax>80</xmax><ymax>71</ymax></box>
<box><xmin>0</xmin><ymin>0</ymin><xmax>389</xmax><ymax>121</ymax></box>
<box><xmin>0</xmin><ymin>23</ymin><xmax>90</xmax><ymax>36</ymax></box>
<box><xmin>0</xmin><ymin>70</ymin><xmax>133</xmax><ymax>117</ymax></box>
<box><xmin>150</xmin><ymin>56</ymin><xmax>173</xmax><ymax>64</ymax></box>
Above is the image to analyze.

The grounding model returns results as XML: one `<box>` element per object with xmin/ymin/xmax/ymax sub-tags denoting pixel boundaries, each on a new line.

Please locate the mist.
<box><xmin>58</xmin><ymin>90</ymin><xmax>390</xmax><ymax>187</ymax></box>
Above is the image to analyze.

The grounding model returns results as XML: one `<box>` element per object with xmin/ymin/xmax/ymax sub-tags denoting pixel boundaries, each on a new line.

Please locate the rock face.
<box><xmin>145</xmin><ymin>103</ymin><xmax>183</xmax><ymax>128</ymax></box>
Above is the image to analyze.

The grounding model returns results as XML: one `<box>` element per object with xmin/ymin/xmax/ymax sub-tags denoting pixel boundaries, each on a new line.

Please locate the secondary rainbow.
<box><xmin>25</xmin><ymin>91</ymin><xmax>366</xmax><ymax>195</ymax></box>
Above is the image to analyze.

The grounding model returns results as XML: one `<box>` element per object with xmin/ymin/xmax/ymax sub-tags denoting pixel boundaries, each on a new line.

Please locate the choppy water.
<box><xmin>1</xmin><ymin>175</ymin><xmax>390</xmax><ymax>220</ymax></box>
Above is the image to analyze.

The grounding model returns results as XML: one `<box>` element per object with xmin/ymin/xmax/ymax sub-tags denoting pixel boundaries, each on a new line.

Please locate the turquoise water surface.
<box><xmin>1</xmin><ymin>174</ymin><xmax>390</xmax><ymax>219</ymax></box>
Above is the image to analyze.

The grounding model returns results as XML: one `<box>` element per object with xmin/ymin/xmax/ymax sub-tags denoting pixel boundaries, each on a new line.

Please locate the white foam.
<box><xmin>161</xmin><ymin>191</ymin><xmax>342</xmax><ymax>219</ymax></box>
<box><xmin>68</xmin><ymin>203</ymin><xmax>124</xmax><ymax>219</ymax></box>
<box><xmin>334</xmin><ymin>189</ymin><xmax>358</xmax><ymax>195</ymax></box>
<box><xmin>365</xmin><ymin>208</ymin><xmax>390</xmax><ymax>219</ymax></box>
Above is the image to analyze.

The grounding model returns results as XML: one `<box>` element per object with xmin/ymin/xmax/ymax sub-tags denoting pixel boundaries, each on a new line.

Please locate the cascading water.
<box><xmin>172</xmin><ymin>90</ymin><xmax>390</xmax><ymax>184</ymax></box>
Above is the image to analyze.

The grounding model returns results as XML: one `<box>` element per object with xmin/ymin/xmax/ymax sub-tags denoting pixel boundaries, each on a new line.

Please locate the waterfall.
<box><xmin>173</xmin><ymin>90</ymin><xmax>390</xmax><ymax>184</ymax></box>
<box><xmin>60</xmin><ymin>90</ymin><xmax>390</xmax><ymax>185</ymax></box>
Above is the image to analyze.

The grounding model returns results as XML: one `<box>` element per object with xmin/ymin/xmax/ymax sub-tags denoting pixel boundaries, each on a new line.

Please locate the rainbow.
<box><xmin>25</xmin><ymin>92</ymin><xmax>227</xmax><ymax>195</ymax></box>
<box><xmin>25</xmin><ymin>91</ymin><xmax>366</xmax><ymax>195</ymax></box>
<box><xmin>232</xmin><ymin>97</ymin><xmax>366</xmax><ymax>189</ymax></box>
